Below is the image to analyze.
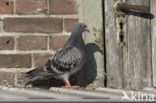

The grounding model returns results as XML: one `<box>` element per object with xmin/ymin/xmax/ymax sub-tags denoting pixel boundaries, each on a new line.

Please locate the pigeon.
<box><xmin>25</xmin><ymin>23</ymin><xmax>90</xmax><ymax>87</ymax></box>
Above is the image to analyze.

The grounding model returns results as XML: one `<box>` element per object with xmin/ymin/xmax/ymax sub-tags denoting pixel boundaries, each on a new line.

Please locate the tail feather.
<box><xmin>25</xmin><ymin>76</ymin><xmax>41</xmax><ymax>87</ymax></box>
<box><xmin>25</xmin><ymin>65</ymin><xmax>53</xmax><ymax>86</ymax></box>
<box><xmin>25</xmin><ymin>66</ymin><xmax>45</xmax><ymax>86</ymax></box>
<box><xmin>26</xmin><ymin>66</ymin><xmax>44</xmax><ymax>78</ymax></box>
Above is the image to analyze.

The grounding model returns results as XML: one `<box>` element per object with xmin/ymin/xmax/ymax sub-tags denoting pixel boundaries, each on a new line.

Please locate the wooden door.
<box><xmin>105</xmin><ymin>0</ymin><xmax>153</xmax><ymax>90</ymax></box>
<box><xmin>151</xmin><ymin>0</ymin><xmax>156</xmax><ymax>87</ymax></box>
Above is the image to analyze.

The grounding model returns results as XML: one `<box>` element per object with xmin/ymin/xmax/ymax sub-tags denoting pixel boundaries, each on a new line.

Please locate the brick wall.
<box><xmin>0</xmin><ymin>0</ymin><xmax>79</xmax><ymax>87</ymax></box>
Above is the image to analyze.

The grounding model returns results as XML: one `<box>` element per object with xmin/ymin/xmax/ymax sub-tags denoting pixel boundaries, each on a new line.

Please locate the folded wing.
<box><xmin>45</xmin><ymin>47</ymin><xmax>82</xmax><ymax>74</ymax></box>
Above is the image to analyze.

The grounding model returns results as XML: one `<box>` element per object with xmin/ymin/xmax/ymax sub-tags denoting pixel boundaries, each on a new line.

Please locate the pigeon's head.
<box><xmin>72</xmin><ymin>23</ymin><xmax>90</xmax><ymax>35</ymax></box>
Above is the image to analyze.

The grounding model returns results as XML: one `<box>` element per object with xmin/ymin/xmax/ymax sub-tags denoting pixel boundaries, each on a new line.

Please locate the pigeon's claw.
<box><xmin>64</xmin><ymin>81</ymin><xmax>80</xmax><ymax>88</ymax></box>
<box><xmin>65</xmin><ymin>83</ymin><xmax>80</xmax><ymax>88</ymax></box>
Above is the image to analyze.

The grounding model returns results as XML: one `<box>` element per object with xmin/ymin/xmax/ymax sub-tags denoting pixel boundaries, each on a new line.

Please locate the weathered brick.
<box><xmin>17</xmin><ymin>72</ymin><xmax>28</xmax><ymax>87</ymax></box>
<box><xmin>17</xmin><ymin>36</ymin><xmax>47</xmax><ymax>50</ymax></box>
<box><xmin>0</xmin><ymin>72</ymin><xmax>15</xmax><ymax>86</ymax></box>
<box><xmin>0</xmin><ymin>54</ymin><xmax>31</xmax><ymax>68</ymax></box>
<box><xmin>0</xmin><ymin>0</ymin><xmax>14</xmax><ymax>14</ymax></box>
<box><xmin>49</xmin><ymin>0</ymin><xmax>78</xmax><ymax>15</ymax></box>
<box><xmin>16</xmin><ymin>0</ymin><xmax>47</xmax><ymax>15</ymax></box>
<box><xmin>49</xmin><ymin>36</ymin><xmax>69</xmax><ymax>50</ymax></box>
<box><xmin>64</xmin><ymin>18</ymin><xmax>78</xmax><ymax>32</ymax></box>
<box><xmin>33</xmin><ymin>54</ymin><xmax>52</xmax><ymax>67</ymax></box>
<box><xmin>0</xmin><ymin>36</ymin><xmax>14</xmax><ymax>50</ymax></box>
<box><xmin>4</xmin><ymin>18</ymin><xmax>63</xmax><ymax>33</ymax></box>
<box><xmin>0</xmin><ymin>20</ymin><xmax>3</xmax><ymax>32</ymax></box>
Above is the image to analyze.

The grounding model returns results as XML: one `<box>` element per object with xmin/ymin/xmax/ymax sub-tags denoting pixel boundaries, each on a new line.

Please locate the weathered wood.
<box><xmin>78</xmin><ymin>0</ymin><xmax>104</xmax><ymax>87</ymax></box>
<box><xmin>105</xmin><ymin>0</ymin><xmax>152</xmax><ymax>90</ymax></box>
<box><xmin>124</xmin><ymin>0</ymin><xmax>152</xmax><ymax>90</ymax></box>
<box><xmin>105</xmin><ymin>0</ymin><xmax>123</xmax><ymax>88</ymax></box>
<box><xmin>151</xmin><ymin>0</ymin><xmax>156</xmax><ymax>87</ymax></box>
<box><xmin>79</xmin><ymin>0</ymin><xmax>152</xmax><ymax>89</ymax></box>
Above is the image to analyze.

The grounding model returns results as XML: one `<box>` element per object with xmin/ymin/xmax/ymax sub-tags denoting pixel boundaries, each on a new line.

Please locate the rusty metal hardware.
<box><xmin>115</xmin><ymin>2</ymin><xmax>150</xmax><ymax>13</ymax></box>
<box><xmin>114</xmin><ymin>0</ymin><xmax>150</xmax><ymax>47</ymax></box>
<box><xmin>114</xmin><ymin>1</ymin><xmax>127</xmax><ymax>47</ymax></box>
<box><xmin>117</xmin><ymin>23</ymin><xmax>125</xmax><ymax>47</ymax></box>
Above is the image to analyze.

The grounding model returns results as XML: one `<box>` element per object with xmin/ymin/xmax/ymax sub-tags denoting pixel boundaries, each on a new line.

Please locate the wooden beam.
<box><xmin>105</xmin><ymin>0</ymin><xmax>124</xmax><ymax>89</ymax></box>
<box><xmin>124</xmin><ymin>0</ymin><xmax>152</xmax><ymax>89</ymax></box>
<box><xmin>151</xmin><ymin>0</ymin><xmax>156</xmax><ymax>87</ymax></box>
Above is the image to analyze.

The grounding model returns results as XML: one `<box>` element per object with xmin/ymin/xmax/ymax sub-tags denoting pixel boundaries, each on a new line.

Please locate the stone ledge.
<box><xmin>1</xmin><ymin>86</ymin><xmax>156</xmax><ymax>102</ymax></box>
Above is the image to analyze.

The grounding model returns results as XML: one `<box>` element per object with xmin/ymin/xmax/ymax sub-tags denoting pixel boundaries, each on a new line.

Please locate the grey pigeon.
<box><xmin>25</xmin><ymin>23</ymin><xmax>89</xmax><ymax>87</ymax></box>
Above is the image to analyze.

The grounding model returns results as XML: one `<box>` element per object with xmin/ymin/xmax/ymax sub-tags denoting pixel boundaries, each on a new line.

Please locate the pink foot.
<box><xmin>63</xmin><ymin>81</ymin><xmax>80</xmax><ymax>88</ymax></box>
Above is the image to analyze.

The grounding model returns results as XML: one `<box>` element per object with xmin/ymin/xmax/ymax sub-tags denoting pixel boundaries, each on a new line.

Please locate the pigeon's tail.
<box><xmin>25</xmin><ymin>66</ymin><xmax>44</xmax><ymax>86</ymax></box>
<box><xmin>26</xmin><ymin>66</ymin><xmax>44</xmax><ymax>78</ymax></box>
<box><xmin>25</xmin><ymin>65</ymin><xmax>54</xmax><ymax>87</ymax></box>
<box><xmin>25</xmin><ymin>66</ymin><xmax>48</xmax><ymax>87</ymax></box>
<box><xmin>25</xmin><ymin>76</ymin><xmax>41</xmax><ymax>87</ymax></box>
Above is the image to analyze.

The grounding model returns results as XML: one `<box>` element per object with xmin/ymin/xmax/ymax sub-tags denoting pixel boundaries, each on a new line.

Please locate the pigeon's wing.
<box><xmin>45</xmin><ymin>47</ymin><xmax>82</xmax><ymax>74</ymax></box>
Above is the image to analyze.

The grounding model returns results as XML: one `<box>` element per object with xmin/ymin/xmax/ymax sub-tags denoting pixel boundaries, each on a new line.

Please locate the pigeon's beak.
<box><xmin>84</xmin><ymin>28</ymin><xmax>90</xmax><ymax>33</ymax></box>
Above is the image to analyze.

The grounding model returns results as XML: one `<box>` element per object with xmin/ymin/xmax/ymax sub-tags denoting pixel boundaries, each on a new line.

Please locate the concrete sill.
<box><xmin>0</xmin><ymin>86</ymin><xmax>156</xmax><ymax>102</ymax></box>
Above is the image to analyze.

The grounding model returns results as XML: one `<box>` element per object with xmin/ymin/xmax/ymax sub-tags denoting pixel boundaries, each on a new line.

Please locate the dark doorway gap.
<box><xmin>102</xmin><ymin>0</ymin><xmax>107</xmax><ymax>87</ymax></box>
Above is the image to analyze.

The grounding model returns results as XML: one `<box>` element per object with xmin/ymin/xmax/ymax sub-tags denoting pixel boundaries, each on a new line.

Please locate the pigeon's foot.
<box><xmin>65</xmin><ymin>83</ymin><xmax>80</xmax><ymax>88</ymax></box>
<box><xmin>64</xmin><ymin>81</ymin><xmax>80</xmax><ymax>88</ymax></box>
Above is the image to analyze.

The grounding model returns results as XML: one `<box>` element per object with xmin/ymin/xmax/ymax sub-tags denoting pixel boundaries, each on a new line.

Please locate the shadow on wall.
<box><xmin>29</xmin><ymin>43</ymin><xmax>102</xmax><ymax>89</ymax></box>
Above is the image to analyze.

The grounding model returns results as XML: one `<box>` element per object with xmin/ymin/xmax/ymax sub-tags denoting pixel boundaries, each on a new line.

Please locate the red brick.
<box><xmin>64</xmin><ymin>18</ymin><xmax>78</xmax><ymax>32</ymax></box>
<box><xmin>49</xmin><ymin>36</ymin><xmax>69</xmax><ymax>50</ymax></box>
<box><xmin>0</xmin><ymin>54</ymin><xmax>31</xmax><ymax>68</ymax></box>
<box><xmin>4</xmin><ymin>18</ymin><xmax>63</xmax><ymax>33</ymax></box>
<box><xmin>17</xmin><ymin>36</ymin><xmax>47</xmax><ymax>50</ymax></box>
<box><xmin>0</xmin><ymin>72</ymin><xmax>15</xmax><ymax>86</ymax></box>
<box><xmin>0</xmin><ymin>36</ymin><xmax>14</xmax><ymax>50</ymax></box>
<box><xmin>0</xmin><ymin>0</ymin><xmax>14</xmax><ymax>14</ymax></box>
<box><xmin>49</xmin><ymin>0</ymin><xmax>78</xmax><ymax>15</ymax></box>
<box><xmin>16</xmin><ymin>0</ymin><xmax>47</xmax><ymax>15</ymax></box>
<box><xmin>33</xmin><ymin>54</ymin><xmax>52</xmax><ymax>67</ymax></box>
